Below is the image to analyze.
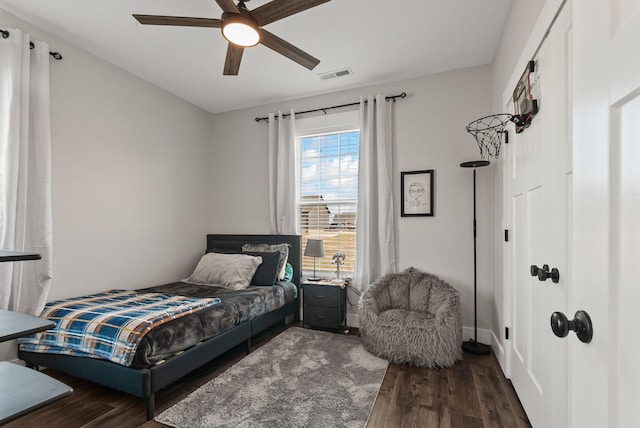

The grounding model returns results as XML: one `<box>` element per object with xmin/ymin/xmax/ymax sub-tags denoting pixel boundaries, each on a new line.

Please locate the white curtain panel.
<box><xmin>0</xmin><ymin>29</ymin><xmax>53</xmax><ymax>315</ymax></box>
<box><xmin>268</xmin><ymin>110</ymin><xmax>298</xmax><ymax>235</ymax></box>
<box><xmin>354</xmin><ymin>95</ymin><xmax>396</xmax><ymax>291</ymax></box>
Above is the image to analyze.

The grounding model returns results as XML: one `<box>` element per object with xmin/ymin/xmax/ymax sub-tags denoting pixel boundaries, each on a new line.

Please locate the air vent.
<box><xmin>319</xmin><ymin>68</ymin><xmax>353</xmax><ymax>81</ymax></box>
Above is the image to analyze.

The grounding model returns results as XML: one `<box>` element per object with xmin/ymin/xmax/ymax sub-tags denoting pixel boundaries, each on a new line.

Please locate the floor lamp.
<box><xmin>460</xmin><ymin>160</ymin><xmax>491</xmax><ymax>355</ymax></box>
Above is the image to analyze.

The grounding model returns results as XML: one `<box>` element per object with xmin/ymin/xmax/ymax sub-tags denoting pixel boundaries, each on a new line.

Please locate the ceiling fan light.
<box><xmin>222</xmin><ymin>14</ymin><xmax>260</xmax><ymax>47</ymax></box>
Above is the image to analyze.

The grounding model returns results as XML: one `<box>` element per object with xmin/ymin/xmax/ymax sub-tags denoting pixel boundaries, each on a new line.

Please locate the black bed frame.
<box><xmin>18</xmin><ymin>234</ymin><xmax>301</xmax><ymax>420</ymax></box>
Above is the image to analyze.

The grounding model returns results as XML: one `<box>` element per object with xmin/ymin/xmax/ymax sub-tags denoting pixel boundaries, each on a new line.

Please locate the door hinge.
<box><xmin>505</xmin><ymin>327</ymin><xmax>510</xmax><ymax>340</ymax></box>
<box><xmin>504</xmin><ymin>229</ymin><xmax>509</xmax><ymax>242</ymax></box>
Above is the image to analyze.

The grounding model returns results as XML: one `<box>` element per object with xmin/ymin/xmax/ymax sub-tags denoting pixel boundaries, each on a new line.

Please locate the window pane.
<box><xmin>298</xmin><ymin>130</ymin><xmax>359</xmax><ymax>277</ymax></box>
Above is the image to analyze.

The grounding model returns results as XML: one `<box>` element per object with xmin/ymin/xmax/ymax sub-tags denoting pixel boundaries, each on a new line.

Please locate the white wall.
<box><xmin>210</xmin><ymin>66</ymin><xmax>495</xmax><ymax>337</ymax></box>
<box><xmin>489</xmin><ymin>0</ymin><xmax>548</xmax><ymax>367</ymax></box>
<box><xmin>0</xmin><ymin>10</ymin><xmax>213</xmax><ymax>305</ymax></box>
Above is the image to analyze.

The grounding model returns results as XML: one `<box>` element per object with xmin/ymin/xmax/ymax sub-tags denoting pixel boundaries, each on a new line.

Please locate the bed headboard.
<box><xmin>206</xmin><ymin>234</ymin><xmax>302</xmax><ymax>287</ymax></box>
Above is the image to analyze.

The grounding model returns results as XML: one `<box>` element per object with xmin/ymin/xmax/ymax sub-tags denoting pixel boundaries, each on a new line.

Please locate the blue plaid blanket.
<box><xmin>18</xmin><ymin>289</ymin><xmax>221</xmax><ymax>366</ymax></box>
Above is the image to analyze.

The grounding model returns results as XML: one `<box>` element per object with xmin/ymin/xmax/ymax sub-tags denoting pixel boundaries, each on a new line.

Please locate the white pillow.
<box><xmin>187</xmin><ymin>253</ymin><xmax>262</xmax><ymax>290</ymax></box>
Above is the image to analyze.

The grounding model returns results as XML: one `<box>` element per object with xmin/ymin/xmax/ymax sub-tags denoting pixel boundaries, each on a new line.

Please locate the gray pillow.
<box><xmin>242</xmin><ymin>251</ymin><xmax>281</xmax><ymax>286</ymax></box>
<box><xmin>242</xmin><ymin>243</ymin><xmax>289</xmax><ymax>280</ymax></box>
<box><xmin>187</xmin><ymin>252</ymin><xmax>262</xmax><ymax>290</ymax></box>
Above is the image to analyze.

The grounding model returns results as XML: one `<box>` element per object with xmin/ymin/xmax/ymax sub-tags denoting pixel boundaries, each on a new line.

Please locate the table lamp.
<box><xmin>304</xmin><ymin>239</ymin><xmax>325</xmax><ymax>281</ymax></box>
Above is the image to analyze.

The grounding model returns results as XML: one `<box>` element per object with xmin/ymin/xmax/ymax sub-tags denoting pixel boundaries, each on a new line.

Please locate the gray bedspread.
<box><xmin>131</xmin><ymin>281</ymin><xmax>297</xmax><ymax>368</ymax></box>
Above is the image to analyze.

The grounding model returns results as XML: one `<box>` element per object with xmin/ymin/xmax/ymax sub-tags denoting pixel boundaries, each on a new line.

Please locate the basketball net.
<box><xmin>465</xmin><ymin>114</ymin><xmax>512</xmax><ymax>159</ymax></box>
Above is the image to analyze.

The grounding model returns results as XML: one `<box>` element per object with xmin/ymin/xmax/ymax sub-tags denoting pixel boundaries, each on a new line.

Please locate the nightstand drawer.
<box><xmin>303</xmin><ymin>305</ymin><xmax>342</xmax><ymax>329</ymax></box>
<box><xmin>303</xmin><ymin>285</ymin><xmax>341</xmax><ymax>307</ymax></box>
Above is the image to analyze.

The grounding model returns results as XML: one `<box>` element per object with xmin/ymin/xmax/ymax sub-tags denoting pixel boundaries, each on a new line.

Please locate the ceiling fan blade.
<box><xmin>223</xmin><ymin>43</ymin><xmax>244</xmax><ymax>75</ymax></box>
<box><xmin>251</xmin><ymin>0</ymin><xmax>331</xmax><ymax>26</ymax></box>
<box><xmin>215</xmin><ymin>0</ymin><xmax>240</xmax><ymax>14</ymax></box>
<box><xmin>133</xmin><ymin>15</ymin><xmax>221</xmax><ymax>28</ymax></box>
<box><xmin>259</xmin><ymin>29</ymin><xmax>320</xmax><ymax>70</ymax></box>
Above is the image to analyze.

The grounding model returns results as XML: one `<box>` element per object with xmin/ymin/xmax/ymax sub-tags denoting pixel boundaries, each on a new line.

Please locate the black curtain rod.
<box><xmin>1</xmin><ymin>28</ymin><xmax>63</xmax><ymax>60</ymax></box>
<box><xmin>255</xmin><ymin>92</ymin><xmax>407</xmax><ymax>123</ymax></box>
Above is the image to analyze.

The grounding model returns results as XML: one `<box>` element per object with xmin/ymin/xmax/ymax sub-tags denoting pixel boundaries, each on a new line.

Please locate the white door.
<box><xmin>570</xmin><ymin>2</ymin><xmax>640</xmax><ymax>427</ymax></box>
<box><xmin>507</xmin><ymin>2</ymin><xmax>572</xmax><ymax>426</ymax></box>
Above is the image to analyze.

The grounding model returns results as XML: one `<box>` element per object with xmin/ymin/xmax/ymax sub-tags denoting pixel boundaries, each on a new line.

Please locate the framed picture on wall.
<box><xmin>401</xmin><ymin>170</ymin><xmax>434</xmax><ymax>217</ymax></box>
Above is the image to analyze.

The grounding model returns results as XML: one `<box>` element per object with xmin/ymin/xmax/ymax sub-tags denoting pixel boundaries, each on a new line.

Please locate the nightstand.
<box><xmin>302</xmin><ymin>279</ymin><xmax>347</xmax><ymax>331</ymax></box>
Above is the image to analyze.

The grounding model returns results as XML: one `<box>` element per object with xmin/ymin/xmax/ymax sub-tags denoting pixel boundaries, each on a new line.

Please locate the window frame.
<box><xmin>295</xmin><ymin>111</ymin><xmax>360</xmax><ymax>278</ymax></box>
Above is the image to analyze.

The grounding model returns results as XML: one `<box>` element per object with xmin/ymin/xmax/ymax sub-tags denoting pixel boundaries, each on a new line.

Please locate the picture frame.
<box><xmin>401</xmin><ymin>170</ymin><xmax>434</xmax><ymax>217</ymax></box>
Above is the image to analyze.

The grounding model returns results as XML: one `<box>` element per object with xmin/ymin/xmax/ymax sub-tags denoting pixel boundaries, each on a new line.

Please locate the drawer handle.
<box><xmin>315</xmin><ymin>315</ymin><xmax>327</xmax><ymax>319</ymax></box>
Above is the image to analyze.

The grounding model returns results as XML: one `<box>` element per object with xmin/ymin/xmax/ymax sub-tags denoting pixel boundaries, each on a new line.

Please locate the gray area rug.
<box><xmin>156</xmin><ymin>327</ymin><xmax>388</xmax><ymax>428</ymax></box>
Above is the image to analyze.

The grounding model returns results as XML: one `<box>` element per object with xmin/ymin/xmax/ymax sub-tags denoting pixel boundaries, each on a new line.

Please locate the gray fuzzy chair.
<box><xmin>359</xmin><ymin>267</ymin><xmax>462</xmax><ymax>368</ymax></box>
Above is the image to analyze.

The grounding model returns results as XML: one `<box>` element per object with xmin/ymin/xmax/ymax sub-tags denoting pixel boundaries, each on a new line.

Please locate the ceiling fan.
<box><xmin>133</xmin><ymin>0</ymin><xmax>331</xmax><ymax>76</ymax></box>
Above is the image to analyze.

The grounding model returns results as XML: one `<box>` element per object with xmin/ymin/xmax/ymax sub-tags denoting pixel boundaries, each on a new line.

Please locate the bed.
<box><xmin>17</xmin><ymin>234</ymin><xmax>301</xmax><ymax>420</ymax></box>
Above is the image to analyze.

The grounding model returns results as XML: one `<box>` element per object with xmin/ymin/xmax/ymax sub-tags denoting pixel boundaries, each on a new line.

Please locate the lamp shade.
<box><xmin>304</xmin><ymin>239</ymin><xmax>325</xmax><ymax>258</ymax></box>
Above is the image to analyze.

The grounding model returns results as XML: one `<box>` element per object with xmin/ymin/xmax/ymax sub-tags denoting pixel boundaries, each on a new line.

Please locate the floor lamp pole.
<box><xmin>461</xmin><ymin>160</ymin><xmax>491</xmax><ymax>355</ymax></box>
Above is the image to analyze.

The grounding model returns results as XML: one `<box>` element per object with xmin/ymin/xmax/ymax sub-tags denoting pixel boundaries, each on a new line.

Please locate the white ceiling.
<box><xmin>0</xmin><ymin>0</ymin><xmax>512</xmax><ymax>114</ymax></box>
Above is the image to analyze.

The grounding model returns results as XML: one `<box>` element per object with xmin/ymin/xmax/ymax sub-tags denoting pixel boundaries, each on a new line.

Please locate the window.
<box><xmin>297</xmin><ymin>129</ymin><xmax>359</xmax><ymax>278</ymax></box>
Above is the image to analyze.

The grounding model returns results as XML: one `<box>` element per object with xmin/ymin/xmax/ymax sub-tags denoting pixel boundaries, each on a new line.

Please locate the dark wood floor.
<box><xmin>367</xmin><ymin>350</ymin><xmax>530</xmax><ymax>427</ymax></box>
<box><xmin>6</xmin><ymin>323</ymin><xmax>530</xmax><ymax>428</ymax></box>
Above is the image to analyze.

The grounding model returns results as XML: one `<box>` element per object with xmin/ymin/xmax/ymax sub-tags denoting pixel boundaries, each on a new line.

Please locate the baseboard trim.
<box><xmin>491</xmin><ymin>331</ymin><xmax>505</xmax><ymax>357</ymax></box>
<box><xmin>462</xmin><ymin>326</ymin><xmax>493</xmax><ymax>346</ymax></box>
<box><xmin>492</xmin><ymin>331</ymin><xmax>507</xmax><ymax>373</ymax></box>
<box><xmin>346</xmin><ymin>313</ymin><xmax>360</xmax><ymax>328</ymax></box>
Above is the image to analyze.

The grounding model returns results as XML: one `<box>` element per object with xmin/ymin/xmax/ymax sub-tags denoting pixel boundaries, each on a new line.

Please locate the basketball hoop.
<box><xmin>465</xmin><ymin>113</ymin><xmax>513</xmax><ymax>159</ymax></box>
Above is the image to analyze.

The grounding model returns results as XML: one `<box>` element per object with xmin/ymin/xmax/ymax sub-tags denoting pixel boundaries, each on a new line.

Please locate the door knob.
<box><xmin>530</xmin><ymin>265</ymin><xmax>540</xmax><ymax>276</ymax></box>
<box><xmin>537</xmin><ymin>264</ymin><xmax>560</xmax><ymax>283</ymax></box>
<box><xmin>530</xmin><ymin>264</ymin><xmax>560</xmax><ymax>283</ymax></box>
<box><xmin>550</xmin><ymin>310</ymin><xmax>593</xmax><ymax>343</ymax></box>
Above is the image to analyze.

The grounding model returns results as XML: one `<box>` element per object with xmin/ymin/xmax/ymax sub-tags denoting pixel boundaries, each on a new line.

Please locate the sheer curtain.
<box><xmin>353</xmin><ymin>94</ymin><xmax>396</xmax><ymax>291</ymax></box>
<box><xmin>0</xmin><ymin>29</ymin><xmax>53</xmax><ymax>315</ymax></box>
<box><xmin>268</xmin><ymin>110</ymin><xmax>298</xmax><ymax>235</ymax></box>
